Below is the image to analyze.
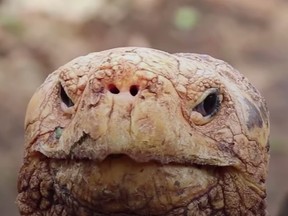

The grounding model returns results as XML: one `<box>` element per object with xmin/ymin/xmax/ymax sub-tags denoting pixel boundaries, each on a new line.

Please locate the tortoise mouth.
<box><xmin>104</xmin><ymin>153</ymin><xmax>130</xmax><ymax>160</ymax></box>
<box><xmin>101</xmin><ymin>153</ymin><xmax>205</xmax><ymax>167</ymax></box>
<box><xmin>99</xmin><ymin>154</ymin><xmax>221</xmax><ymax>175</ymax></box>
<box><xmin>40</xmin><ymin>131</ymin><xmax>241</xmax><ymax>167</ymax></box>
<box><xmin>52</xmin><ymin>154</ymin><xmax>219</xmax><ymax>215</ymax></box>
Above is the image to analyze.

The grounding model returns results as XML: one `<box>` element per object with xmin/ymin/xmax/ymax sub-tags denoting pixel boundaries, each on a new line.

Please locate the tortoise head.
<box><xmin>22</xmin><ymin>47</ymin><xmax>269</xmax><ymax>215</ymax></box>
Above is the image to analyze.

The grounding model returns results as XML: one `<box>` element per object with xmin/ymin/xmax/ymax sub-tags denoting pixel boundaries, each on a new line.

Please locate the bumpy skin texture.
<box><xmin>17</xmin><ymin>47</ymin><xmax>270</xmax><ymax>216</ymax></box>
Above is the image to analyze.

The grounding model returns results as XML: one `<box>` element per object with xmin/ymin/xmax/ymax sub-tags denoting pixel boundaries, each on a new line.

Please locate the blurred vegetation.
<box><xmin>173</xmin><ymin>6</ymin><xmax>200</xmax><ymax>30</ymax></box>
<box><xmin>0</xmin><ymin>0</ymin><xmax>287</xmax><ymax>215</ymax></box>
<box><xmin>0</xmin><ymin>16</ymin><xmax>24</xmax><ymax>36</ymax></box>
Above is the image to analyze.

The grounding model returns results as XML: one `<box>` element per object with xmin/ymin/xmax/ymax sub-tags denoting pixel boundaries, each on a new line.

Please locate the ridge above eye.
<box><xmin>60</xmin><ymin>83</ymin><xmax>74</xmax><ymax>107</ymax></box>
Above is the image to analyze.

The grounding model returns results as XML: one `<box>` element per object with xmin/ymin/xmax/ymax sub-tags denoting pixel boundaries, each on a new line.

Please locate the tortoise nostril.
<box><xmin>108</xmin><ymin>84</ymin><xmax>139</xmax><ymax>96</ymax></box>
<box><xmin>130</xmin><ymin>85</ymin><xmax>139</xmax><ymax>96</ymax></box>
<box><xmin>108</xmin><ymin>84</ymin><xmax>120</xmax><ymax>94</ymax></box>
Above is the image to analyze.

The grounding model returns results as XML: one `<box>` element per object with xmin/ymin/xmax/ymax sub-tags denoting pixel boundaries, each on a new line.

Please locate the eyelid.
<box><xmin>189</xmin><ymin>88</ymin><xmax>222</xmax><ymax>125</ymax></box>
<box><xmin>192</xmin><ymin>88</ymin><xmax>219</xmax><ymax>109</ymax></box>
<box><xmin>60</xmin><ymin>102</ymin><xmax>75</xmax><ymax>114</ymax></box>
<box><xmin>60</xmin><ymin>84</ymin><xmax>74</xmax><ymax>107</ymax></box>
<box><xmin>59</xmin><ymin>83</ymin><xmax>76</xmax><ymax>114</ymax></box>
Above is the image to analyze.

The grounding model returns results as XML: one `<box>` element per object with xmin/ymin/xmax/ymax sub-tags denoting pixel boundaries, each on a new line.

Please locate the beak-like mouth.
<box><xmin>38</xmin><ymin>130</ymin><xmax>242</xmax><ymax>169</ymax></box>
<box><xmin>51</xmin><ymin>151</ymin><xmax>221</xmax><ymax>215</ymax></box>
<box><xmin>47</xmin><ymin>136</ymin><xmax>263</xmax><ymax>216</ymax></box>
<box><xmin>101</xmin><ymin>153</ymin><xmax>211</xmax><ymax>170</ymax></box>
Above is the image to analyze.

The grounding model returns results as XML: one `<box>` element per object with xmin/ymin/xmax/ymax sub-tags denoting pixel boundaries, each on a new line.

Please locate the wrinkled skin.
<box><xmin>17</xmin><ymin>47</ymin><xmax>270</xmax><ymax>216</ymax></box>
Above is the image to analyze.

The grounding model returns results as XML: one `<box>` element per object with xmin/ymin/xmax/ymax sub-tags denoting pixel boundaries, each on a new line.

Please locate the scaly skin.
<box><xmin>17</xmin><ymin>47</ymin><xmax>270</xmax><ymax>216</ymax></box>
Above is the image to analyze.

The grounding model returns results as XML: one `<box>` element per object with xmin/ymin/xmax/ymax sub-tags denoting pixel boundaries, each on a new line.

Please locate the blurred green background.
<box><xmin>0</xmin><ymin>0</ymin><xmax>287</xmax><ymax>215</ymax></box>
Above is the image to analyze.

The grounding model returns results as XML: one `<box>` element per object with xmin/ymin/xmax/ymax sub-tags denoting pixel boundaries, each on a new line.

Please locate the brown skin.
<box><xmin>17</xmin><ymin>47</ymin><xmax>270</xmax><ymax>216</ymax></box>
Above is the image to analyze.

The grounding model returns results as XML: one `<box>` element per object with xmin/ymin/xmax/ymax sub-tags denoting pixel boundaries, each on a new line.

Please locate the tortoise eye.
<box><xmin>60</xmin><ymin>84</ymin><xmax>74</xmax><ymax>107</ymax></box>
<box><xmin>194</xmin><ymin>91</ymin><xmax>220</xmax><ymax>117</ymax></box>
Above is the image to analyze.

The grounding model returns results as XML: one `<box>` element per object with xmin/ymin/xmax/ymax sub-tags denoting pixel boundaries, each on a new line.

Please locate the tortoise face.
<box><xmin>22</xmin><ymin>47</ymin><xmax>269</xmax><ymax>215</ymax></box>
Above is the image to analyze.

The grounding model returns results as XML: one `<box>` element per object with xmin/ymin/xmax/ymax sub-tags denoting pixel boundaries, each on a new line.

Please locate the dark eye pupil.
<box><xmin>203</xmin><ymin>93</ymin><xmax>217</xmax><ymax>115</ymax></box>
<box><xmin>60</xmin><ymin>84</ymin><xmax>74</xmax><ymax>107</ymax></box>
<box><xmin>193</xmin><ymin>92</ymin><xmax>220</xmax><ymax>117</ymax></box>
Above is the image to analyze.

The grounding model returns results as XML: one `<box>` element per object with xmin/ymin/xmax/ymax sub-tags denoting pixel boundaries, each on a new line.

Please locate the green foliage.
<box><xmin>173</xmin><ymin>6</ymin><xmax>200</xmax><ymax>30</ymax></box>
<box><xmin>0</xmin><ymin>16</ymin><xmax>24</xmax><ymax>36</ymax></box>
